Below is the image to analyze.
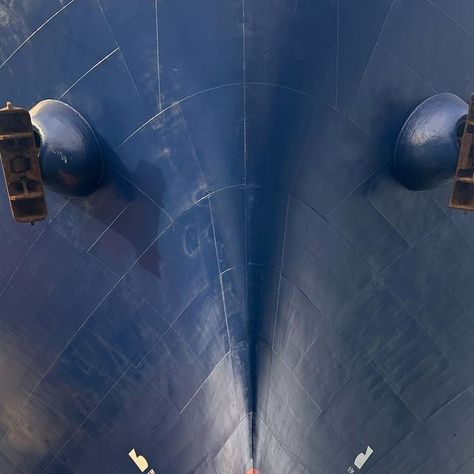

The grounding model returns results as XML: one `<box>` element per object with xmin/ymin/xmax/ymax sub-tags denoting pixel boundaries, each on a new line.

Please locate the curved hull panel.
<box><xmin>0</xmin><ymin>1</ymin><xmax>473</xmax><ymax>473</ymax></box>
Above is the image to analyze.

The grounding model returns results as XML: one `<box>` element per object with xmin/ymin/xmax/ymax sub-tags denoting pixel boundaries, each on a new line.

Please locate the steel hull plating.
<box><xmin>0</xmin><ymin>0</ymin><xmax>474</xmax><ymax>473</ymax></box>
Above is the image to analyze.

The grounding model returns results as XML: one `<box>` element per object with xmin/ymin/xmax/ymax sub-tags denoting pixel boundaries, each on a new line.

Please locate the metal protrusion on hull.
<box><xmin>450</xmin><ymin>93</ymin><xmax>474</xmax><ymax>210</ymax></box>
<box><xmin>0</xmin><ymin>102</ymin><xmax>47</xmax><ymax>223</ymax></box>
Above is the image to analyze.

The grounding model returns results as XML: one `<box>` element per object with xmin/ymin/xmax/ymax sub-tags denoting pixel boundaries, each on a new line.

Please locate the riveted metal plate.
<box><xmin>0</xmin><ymin>102</ymin><xmax>47</xmax><ymax>223</ymax></box>
<box><xmin>450</xmin><ymin>93</ymin><xmax>474</xmax><ymax>210</ymax></box>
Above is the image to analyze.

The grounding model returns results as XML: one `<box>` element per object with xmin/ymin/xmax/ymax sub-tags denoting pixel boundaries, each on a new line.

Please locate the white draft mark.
<box><xmin>348</xmin><ymin>445</ymin><xmax>374</xmax><ymax>472</ymax></box>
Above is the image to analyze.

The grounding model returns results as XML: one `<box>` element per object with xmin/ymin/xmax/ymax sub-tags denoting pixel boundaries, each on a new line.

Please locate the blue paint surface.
<box><xmin>0</xmin><ymin>1</ymin><xmax>473</xmax><ymax>473</ymax></box>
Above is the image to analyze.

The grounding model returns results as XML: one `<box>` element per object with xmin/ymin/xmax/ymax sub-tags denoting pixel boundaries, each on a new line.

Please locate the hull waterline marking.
<box><xmin>128</xmin><ymin>449</ymin><xmax>156</xmax><ymax>474</ymax></box>
<box><xmin>347</xmin><ymin>445</ymin><xmax>374</xmax><ymax>473</ymax></box>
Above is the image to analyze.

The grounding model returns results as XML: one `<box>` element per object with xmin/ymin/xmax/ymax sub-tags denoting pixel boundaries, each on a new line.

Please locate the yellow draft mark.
<box><xmin>128</xmin><ymin>449</ymin><xmax>155</xmax><ymax>474</ymax></box>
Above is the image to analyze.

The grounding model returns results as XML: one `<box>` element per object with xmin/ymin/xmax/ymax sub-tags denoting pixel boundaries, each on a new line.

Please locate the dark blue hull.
<box><xmin>0</xmin><ymin>0</ymin><xmax>473</xmax><ymax>472</ymax></box>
